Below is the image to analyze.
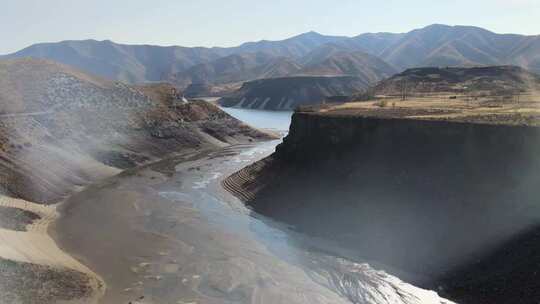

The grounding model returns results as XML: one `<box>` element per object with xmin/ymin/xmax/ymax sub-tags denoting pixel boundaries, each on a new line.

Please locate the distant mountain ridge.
<box><xmin>3</xmin><ymin>24</ymin><xmax>539</xmax><ymax>87</ymax></box>
<box><xmin>174</xmin><ymin>45</ymin><xmax>396</xmax><ymax>89</ymax></box>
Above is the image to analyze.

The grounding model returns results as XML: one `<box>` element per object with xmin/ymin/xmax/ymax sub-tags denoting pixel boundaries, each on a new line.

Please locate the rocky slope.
<box><xmin>219</xmin><ymin>76</ymin><xmax>367</xmax><ymax>110</ymax></box>
<box><xmin>224</xmin><ymin>103</ymin><xmax>540</xmax><ymax>303</ymax></box>
<box><xmin>0</xmin><ymin>58</ymin><xmax>271</xmax><ymax>204</ymax></box>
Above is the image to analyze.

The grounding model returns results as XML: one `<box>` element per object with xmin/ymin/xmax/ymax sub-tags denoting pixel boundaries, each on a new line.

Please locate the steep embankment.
<box><xmin>224</xmin><ymin>107</ymin><xmax>540</xmax><ymax>304</ymax></box>
<box><xmin>0</xmin><ymin>58</ymin><xmax>270</xmax><ymax>204</ymax></box>
<box><xmin>219</xmin><ymin>76</ymin><xmax>367</xmax><ymax>110</ymax></box>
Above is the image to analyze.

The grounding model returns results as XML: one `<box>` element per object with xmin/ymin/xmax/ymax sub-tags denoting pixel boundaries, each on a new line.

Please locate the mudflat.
<box><xmin>52</xmin><ymin>142</ymin><xmax>453</xmax><ymax>304</ymax></box>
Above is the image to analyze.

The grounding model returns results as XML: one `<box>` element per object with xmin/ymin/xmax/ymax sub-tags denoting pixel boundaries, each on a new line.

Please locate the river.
<box><xmin>53</xmin><ymin>108</ymin><xmax>453</xmax><ymax>304</ymax></box>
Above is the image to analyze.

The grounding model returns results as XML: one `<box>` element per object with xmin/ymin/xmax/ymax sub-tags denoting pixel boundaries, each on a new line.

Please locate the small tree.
<box><xmin>399</xmin><ymin>79</ymin><xmax>409</xmax><ymax>101</ymax></box>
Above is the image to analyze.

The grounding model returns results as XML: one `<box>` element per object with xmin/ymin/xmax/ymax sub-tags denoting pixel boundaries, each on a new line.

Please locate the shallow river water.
<box><xmin>54</xmin><ymin>109</ymin><xmax>453</xmax><ymax>304</ymax></box>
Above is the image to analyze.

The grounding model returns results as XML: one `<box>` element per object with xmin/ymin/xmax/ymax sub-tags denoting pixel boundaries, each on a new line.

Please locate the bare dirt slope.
<box><xmin>0</xmin><ymin>58</ymin><xmax>271</xmax><ymax>204</ymax></box>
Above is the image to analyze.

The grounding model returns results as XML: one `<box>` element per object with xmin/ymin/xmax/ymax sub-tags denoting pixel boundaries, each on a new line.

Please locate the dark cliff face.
<box><xmin>230</xmin><ymin>112</ymin><xmax>540</xmax><ymax>303</ymax></box>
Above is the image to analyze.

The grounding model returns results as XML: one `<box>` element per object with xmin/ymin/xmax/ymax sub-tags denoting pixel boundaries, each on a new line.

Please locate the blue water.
<box><xmin>220</xmin><ymin>107</ymin><xmax>293</xmax><ymax>132</ymax></box>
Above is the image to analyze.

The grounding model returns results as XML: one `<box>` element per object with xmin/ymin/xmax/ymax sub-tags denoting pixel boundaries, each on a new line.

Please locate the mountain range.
<box><xmin>2</xmin><ymin>24</ymin><xmax>539</xmax><ymax>89</ymax></box>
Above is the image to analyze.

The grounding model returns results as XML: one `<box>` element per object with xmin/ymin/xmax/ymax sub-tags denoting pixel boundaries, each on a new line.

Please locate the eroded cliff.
<box><xmin>224</xmin><ymin>106</ymin><xmax>540</xmax><ymax>303</ymax></box>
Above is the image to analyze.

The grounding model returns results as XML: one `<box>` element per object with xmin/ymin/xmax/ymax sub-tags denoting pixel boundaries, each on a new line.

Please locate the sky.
<box><xmin>2</xmin><ymin>0</ymin><xmax>540</xmax><ymax>54</ymax></box>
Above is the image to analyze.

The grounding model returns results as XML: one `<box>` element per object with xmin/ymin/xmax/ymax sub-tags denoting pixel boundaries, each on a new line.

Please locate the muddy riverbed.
<box><xmin>51</xmin><ymin>138</ymin><xmax>453</xmax><ymax>304</ymax></box>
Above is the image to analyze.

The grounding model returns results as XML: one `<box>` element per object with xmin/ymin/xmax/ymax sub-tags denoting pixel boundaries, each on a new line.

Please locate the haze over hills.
<box><xmin>3</xmin><ymin>24</ymin><xmax>540</xmax><ymax>89</ymax></box>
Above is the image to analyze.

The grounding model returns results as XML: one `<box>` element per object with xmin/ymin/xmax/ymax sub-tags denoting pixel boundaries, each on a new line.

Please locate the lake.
<box><xmin>220</xmin><ymin>107</ymin><xmax>293</xmax><ymax>133</ymax></box>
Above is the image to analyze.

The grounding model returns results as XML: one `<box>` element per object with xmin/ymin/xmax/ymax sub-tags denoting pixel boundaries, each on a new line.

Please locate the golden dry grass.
<box><xmin>316</xmin><ymin>91</ymin><xmax>540</xmax><ymax>126</ymax></box>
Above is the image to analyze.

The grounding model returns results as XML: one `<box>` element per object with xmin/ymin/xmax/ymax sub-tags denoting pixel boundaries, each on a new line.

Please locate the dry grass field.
<box><xmin>314</xmin><ymin>91</ymin><xmax>540</xmax><ymax>126</ymax></box>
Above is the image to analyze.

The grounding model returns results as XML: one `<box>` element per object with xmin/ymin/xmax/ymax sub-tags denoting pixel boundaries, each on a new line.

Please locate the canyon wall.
<box><xmin>225</xmin><ymin>111</ymin><xmax>540</xmax><ymax>303</ymax></box>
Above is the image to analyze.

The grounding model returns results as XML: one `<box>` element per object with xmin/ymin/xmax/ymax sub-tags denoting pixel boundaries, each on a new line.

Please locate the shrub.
<box><xmin>376</xmin><ymin>100</ymin><xmax>388</xmax><ymax>108</ymax></box>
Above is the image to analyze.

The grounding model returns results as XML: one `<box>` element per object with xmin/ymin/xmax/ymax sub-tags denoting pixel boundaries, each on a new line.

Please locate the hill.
<box><xmin>1</xmin><ymin>33</ymin><xmax>345</xmax><ymax>85</ymax></box>
<box><xmin>219</xmin><ymin>76</ymin><xmax>367</xmax><ymax>110</ymax></box>
<box><xmin>375</xmin><ymin>25</ymin><xmax>537</xmax><ymax>70</ymax></box>
<box><xmin>230</xmin><ymin>31</ymin><xmax>348</xmax><ymax>58</ymax></box>
<box><xmin>373</xmin><ymin>66</ymin><xmax>540</xmax><ymax>96</ymax></box>
<box><xmin>173</xmin><ymin>53</ymin><xmax>302</xmax><ymax>88</ymax></box>
<box><xmin>0</xmin><ymin>58</ymin><xmax>270</xmax><ymax>204</ymax></box>
<box><xmin>175</xmin><ymin>46</ymin><xmax>394</xmax><ymax>93</ymax></box>
<box><xmin>1</xmin><ymin>39</ymin><xmax>227</xmax><ymax>84</ymax></box>
<box><xmin>298</xmin><ymin>44</ymin><xmax>398</xmax><ymax>83</ymax></box>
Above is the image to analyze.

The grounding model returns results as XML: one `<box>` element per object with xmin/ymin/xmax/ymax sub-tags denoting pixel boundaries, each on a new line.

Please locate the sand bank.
<box><xmin>0</xmin><ymin>195</ymin><xmax>105</xmax><ymax>303</ymax></box>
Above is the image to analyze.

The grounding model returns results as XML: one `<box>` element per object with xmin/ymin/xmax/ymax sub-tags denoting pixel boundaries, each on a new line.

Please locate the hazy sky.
<box><xmin>2</xmin><ymin>0</ymin><xmax>539</xmax><ymax>54</ymax></box>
